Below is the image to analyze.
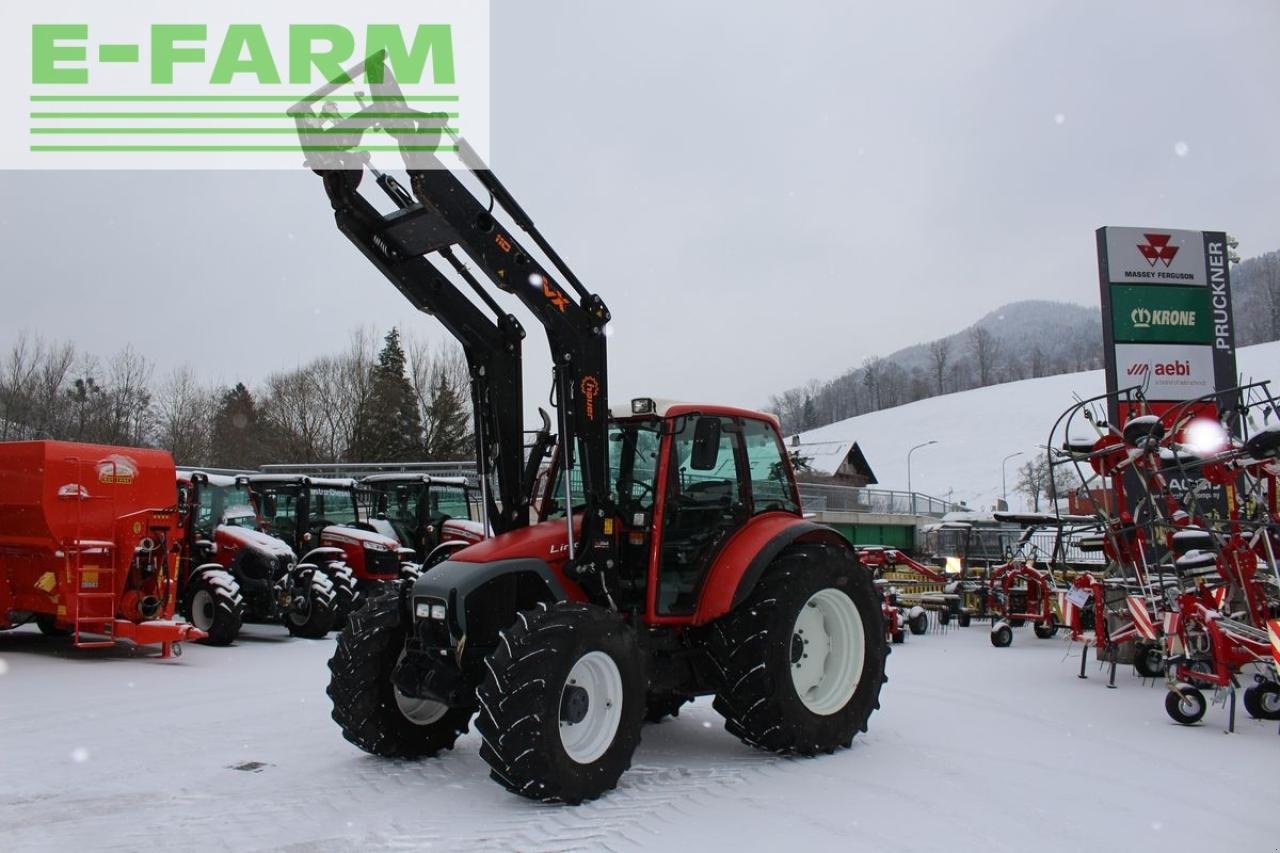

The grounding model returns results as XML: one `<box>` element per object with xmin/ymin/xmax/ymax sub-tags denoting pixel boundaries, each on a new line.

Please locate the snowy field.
<box><xmin>1</xmin><ymin>620</ymin><xmax>1274</xmax><ymax>853</ymax></box>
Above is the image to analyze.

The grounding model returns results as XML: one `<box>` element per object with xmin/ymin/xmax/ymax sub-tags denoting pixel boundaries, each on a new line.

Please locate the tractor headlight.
<box><xmin>365</xmin><ymin>541</ymin><xmax>390</xmax><ymax>552</ymax></box>
<box><xmin>414</xmin><ymin>600</ymin><xmax>448</xmax><ymax>620</ymax></box>
<box><xmin>415</xmin><ymin>601</ymin><xmax>432</xmax><ymax>619</ymax></box>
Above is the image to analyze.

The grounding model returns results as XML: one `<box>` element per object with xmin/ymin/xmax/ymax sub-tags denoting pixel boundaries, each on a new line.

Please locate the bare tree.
<box><xmin>154</xmin><ymin>366</ymin><xmax>214</xmax><ymax>464</ymax></box>
<box><xmin>967</xmin><ymin>325</ymin><xmax>1000</xmax><ymax>387</ymax></box>
<box><xmin>928</xmin><ymin>338</ymin><xmax>951</xmax><ymax>395</ymax></box>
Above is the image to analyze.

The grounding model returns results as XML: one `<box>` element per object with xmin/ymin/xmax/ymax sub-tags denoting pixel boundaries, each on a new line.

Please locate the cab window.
<box><xmin>741</xmin><ymin>418</ymin><xmax>801</xmax><ymax>515</ymax></box>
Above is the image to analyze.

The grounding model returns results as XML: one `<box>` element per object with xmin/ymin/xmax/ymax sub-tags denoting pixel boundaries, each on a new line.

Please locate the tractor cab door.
<box><xmin>656</xmin><ymin>415</ymin><xmax>750</xmax><ymax>615</ymax></box>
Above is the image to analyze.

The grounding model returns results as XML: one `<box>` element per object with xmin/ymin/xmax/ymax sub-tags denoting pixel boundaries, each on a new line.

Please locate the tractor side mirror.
<box><xmin>263</xmin><ymin>494</ymin><xmax>277</xmax><ymax>518</ymax></box>
<box><xmin>690</xmin><ymin>417</ymin><xmax>722</xmax><ymax>471</ymax></box>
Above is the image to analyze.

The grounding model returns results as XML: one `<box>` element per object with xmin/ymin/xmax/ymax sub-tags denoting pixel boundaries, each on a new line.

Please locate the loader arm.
<box><xmin>293</xmin><ymin>60</ymin><xmax>545</xmax><ymax>534</ymax></box>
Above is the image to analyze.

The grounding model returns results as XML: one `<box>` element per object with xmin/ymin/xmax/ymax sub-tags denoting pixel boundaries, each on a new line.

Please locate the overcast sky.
<box><xmin>1</xmin><ymin>0</ymin><xmax>1277</xmax><ymax>419</ymax></box>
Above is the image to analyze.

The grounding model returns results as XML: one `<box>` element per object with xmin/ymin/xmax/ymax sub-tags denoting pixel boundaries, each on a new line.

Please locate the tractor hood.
<box><xmin>214</xmin><ymin>524</ymin><xmax>296</xmax><ymax>560</ymax></box>
<box><xmin>322</xmin><ymin>525</ymin><xmax>400</xmax><ymax>551</ymax></box>
<box><xmin>441</xmin><ymin>517</ymin><xmax>487</xmax><ymax>543</ymax></box>
<box><xmin>451</xmin><ymin>517</ymin><xmax>580</xmax><ymax>564</ymax></box>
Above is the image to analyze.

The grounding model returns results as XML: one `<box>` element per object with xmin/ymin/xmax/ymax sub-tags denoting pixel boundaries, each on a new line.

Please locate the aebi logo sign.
<box><xmin>1114</xmin><ymin>344</ymin><xmax>1214</xmax><ymax>399</ymax></box>
<box><xmin>1126</xmin><ymin>360</ymin><xmax>1192</xmax><ymax>377</ymax></box>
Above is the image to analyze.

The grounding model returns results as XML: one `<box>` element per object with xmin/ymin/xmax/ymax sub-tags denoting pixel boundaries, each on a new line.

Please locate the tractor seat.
<box><xmin>1174</xmin><ymin>549</ymin><xmax>1219</xmax><ymax>578</ymax></box>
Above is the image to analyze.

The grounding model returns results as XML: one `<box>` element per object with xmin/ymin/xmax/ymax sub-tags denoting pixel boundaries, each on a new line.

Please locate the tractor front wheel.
<box><xmin>284</xmin><ymin>568</ymin><xmax>338</xmax><ymax>639</ymax></box>
<box><xmin>707</xmin><ymin>545</ymin><xmax>886</xmax><ymax>755</ymax></box>
<box><xmin>327</xmin><ymin>588</ymin><xmax>471</xmax><ymax>758</ymax></box>
<box><xmin>477</xmin><ymin>602</ymin><xmax>646</xmax><ymax>803</ymax></box>
<box><xmin>1165</xmin><ymin>685</ymin><xmax>1207</xmax><ymax>725</ymax></box>
<box><xmin>184</xmin><ymin>567</ymin><xmax>244</xmax><ymax>646</ymax></box>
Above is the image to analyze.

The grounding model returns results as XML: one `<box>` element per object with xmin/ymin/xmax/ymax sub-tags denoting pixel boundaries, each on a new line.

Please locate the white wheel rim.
<box><xmin>1179</xmin><ymin>694</ymin><xmax>1202</xmax><ymax>716</ymax></box>
<box><xmin>559</xmin><ymin>650</ymin><xmax>624</xmax><ymax>764</ymax></box>
<box><xmin>394</xmin><ymin>652</ymin><xmax>448</xmax><ymax>725</ymax></box>
<box><xmin>190</xmin><ymin>589</ymin><xmax>214</xmax><ymax>631</ymax></box>
<box><xmin>790</xmin><ymin>588</ymin><xmax>866</xmax><ymax>716</ymax></box>
<box><xmin>1261</xmin><ymin>690</ymin><xmax>1280</xmax><ymax>715</ymax></box>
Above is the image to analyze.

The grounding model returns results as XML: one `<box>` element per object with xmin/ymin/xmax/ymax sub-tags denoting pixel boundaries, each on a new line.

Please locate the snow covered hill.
<box><xmin>790</xmin><ymin>340</ymin><xmax>1280</xmax><ymax>511</ymax></box>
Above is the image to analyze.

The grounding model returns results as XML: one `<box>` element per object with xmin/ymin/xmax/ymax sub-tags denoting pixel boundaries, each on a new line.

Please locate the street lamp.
<box><xmin>1001</xmin><ymin>451</ymin><xmax>1024</xmax><ymax>509</ymax></box>
<box><xmin>906</xmin><ymin>440</ymin><xmax>938</xmax><ymax>514</ymax></box>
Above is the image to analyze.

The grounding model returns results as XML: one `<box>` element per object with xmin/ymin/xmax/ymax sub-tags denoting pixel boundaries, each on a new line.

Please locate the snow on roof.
<box><xmin>361</xmin><ymin>473</ymin><xmax>470</xmax><ymax>487</ymax></box>
<box><xmin>783</xmin><ymin>436</ymin><xmax>878</xmax><ymax>482</ymax></box>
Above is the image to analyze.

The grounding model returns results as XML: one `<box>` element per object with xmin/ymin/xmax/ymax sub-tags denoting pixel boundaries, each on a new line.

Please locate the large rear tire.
<box><xmin>476</xmin><ymin>602</ymin><xmax>646</xmax><ymax>803</ymax></box>
<box><xmin>285</xmin><ymin>568</ymin><xmax>338</xmax><ymax>639</ymax></box>
<box><xmin>327</xmin><ymin>588</ymin><xmax>472</xmax><ymax>758</ymax></box>
<box><xmin>184</xmin><ymin>567</ymin><xmax>244</xmax><ymax>646</ymax></box>
<box><xmin>706</xmin><ymin>545</ymin><xmax>887</xmax><ymax>755</ymax></box>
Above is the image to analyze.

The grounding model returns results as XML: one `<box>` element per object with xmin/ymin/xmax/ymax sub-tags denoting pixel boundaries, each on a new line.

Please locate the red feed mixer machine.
<box><xmin>0</xmin><ymin>440</ymin><xmax>204</xmax><ymax>655</ymax></box>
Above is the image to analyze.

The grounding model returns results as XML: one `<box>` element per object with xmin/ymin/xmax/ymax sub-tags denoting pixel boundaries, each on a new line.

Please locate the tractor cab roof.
<box><xmin>361</xmin><ymin>473</ymin><xmax>471</xmax><ymax>488</ymax></box>
<box><xmin>609</xmin><ymin>398</ymin><xmax>781</xmax><ymax>429</ymax></box>
<box><xmin>176</xmin><ymin>470</ymin><xmax>241</xmax><ymax>488</ymax></box>
<box><xmin>243</xmin><ymin>474</ymin><xmax>359</xmax><ymax>490</ymax></box>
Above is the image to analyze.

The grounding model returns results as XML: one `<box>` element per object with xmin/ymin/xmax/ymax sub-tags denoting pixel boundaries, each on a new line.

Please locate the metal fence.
<box><xmin>796</xmin><ymin>482</ymin><xmax>958</xmax><ymax>517</ymax></box>
<box><xmin>258</xmin><ymin>461</ymin><xmax>479</xmax><ymax>481</ymax></box>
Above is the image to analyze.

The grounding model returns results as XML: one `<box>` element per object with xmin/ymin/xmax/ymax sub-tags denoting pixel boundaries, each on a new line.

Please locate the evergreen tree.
<box><xmin>350</xmin><ymin>329</ymin><xmax>425</xmax><ymax>462</ymax></box>
<box><xmin>210</xmin><ymin>383</ymin><xmax>267</xmax><ymax>469</ymax></box>
<box><xmin>424</xmin><ymin>371</ymin><xmax>471</xmax><ymax>460</ymax></box>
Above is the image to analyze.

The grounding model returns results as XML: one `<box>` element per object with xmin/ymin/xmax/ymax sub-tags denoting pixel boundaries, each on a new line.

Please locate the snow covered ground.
<box><xmin>792</xmin><ymin>340</ymin><xmax>1280</xmax><ymax>511</ymax></box>
<box><xmin>1</xmin><ymin>620</ymin><xmax>1274</xmax><ymax>853</ymax></box>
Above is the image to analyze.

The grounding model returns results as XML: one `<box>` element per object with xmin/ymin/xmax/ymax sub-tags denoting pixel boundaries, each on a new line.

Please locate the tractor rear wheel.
<box><xmin>35</xmin><ymin>614</ymin><xmax>72</xmax><ymax>637</ymax></box>
<box><xmin>284</xmin><ymin>568</ymin><xmax>338</xmax><ymax>639</ymax></box>
<box><xmin>327</xmin><ymin>588</ymin><xmax>471</xmax><ymax>758</ymax></box>
<box><xmin>184</xmin><ymin>568</ymin><xmax>244</xmax><ymax>646</ymax></box>
<box><xmin>644</xmin><ymin>693</ymin><xmax>692</xmax><ymax>723</ymax></box>
<box><xmin>477</xmin><ymin>602</ymin><xmax>645</xmax><ymax>803</ymax></box>
<box><xmin>1165</xmin><ymin>685</ymin><xmax>1207</xmax><ymax>725</ymax></box>
<box><xmin>707</xmin><ymin>545</ymin><xmax>886</xmax><ymax>755</ymax></box>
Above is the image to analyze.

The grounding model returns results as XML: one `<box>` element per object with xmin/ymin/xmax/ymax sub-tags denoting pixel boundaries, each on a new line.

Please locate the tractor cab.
<box><xmin>536</xmin><ymin>398</ymin><xmax>802</xmax><ymax>619</ymax></box>
<box><xmin>362</xmin><ymin>474</ymin><xmax>483</xmax><ymax>564</ymax></box>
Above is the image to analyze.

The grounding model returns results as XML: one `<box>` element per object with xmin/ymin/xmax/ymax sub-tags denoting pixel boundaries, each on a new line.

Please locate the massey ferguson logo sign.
<box><xmin>1137</xmin><ymin>234</ymin><xmax>1179</xmax><ymax>268</ymax></box>
<box><xmin>1102</xmin><ymin>226</ymin><xmax>1206</xmax><ymax>285</ymax></box>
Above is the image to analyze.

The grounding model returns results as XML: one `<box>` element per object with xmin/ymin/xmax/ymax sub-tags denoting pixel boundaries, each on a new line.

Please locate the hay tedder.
<box><xmin>857</xmin><ymin>546</ymin><xmax>951</xmax><ymax>637</ymax></box>
<box><xmin>0</xmin><ymin>440</ymin><xmax>204</xmax><ymax>656</ymax></box>
<box><xmin>1047</xmin><ymin>383</ymin><xmax>1280</xmax><ymax>725</ymax></box>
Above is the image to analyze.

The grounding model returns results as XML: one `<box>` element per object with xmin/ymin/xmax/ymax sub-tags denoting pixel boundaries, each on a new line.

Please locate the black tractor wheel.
<box><xmin>35</xmin><ymin>613</ymin><xmax>72</xmax><ymax>637</ymax></box>
<box><xmin>476</xmin><ymin>602</ymin><xmax>646</xmax><ymax>804</ymax></box>
<box><xmin>908</xmin><ymin>611</ymin><xmax>929</xmax><ymax>636</ymax></box>
<box><xmin>1133</xmin><ymin>644</ymin><xmax>1166</xmax><ymax>679</ymax></box>
<box><xmin>328</xmin><ymin>563</ymin><xmax>359</xmax><ymax>624</ymax></box>
<box><xmin>284</xmin><ymin>568</ymin><xmax>338</xmax><ymax>639</ymax></box>
<box><xmin>644</xmin><ymin>692</ymin><xmax>692</xmax><ymax>723</ymax></box>
<box><xmin>990</xmin><ymin>623</ymin><xmax>1013</xmax><ymax>647</ymax></box>
<box><xmin>706</xmin><ymin>545</ymin><xmax>887</xmax><ymax>755</ymax></box>
<box><xmin>1242</xmin><ymin>682</ymin><xmax>1280</xmax><ymax>720</ymax></box>
<box><xmin>184</xmin><ymin>567</ymin><xmax>245</xmax><ymax>646</ymax></box>
<box><xmin>1033</xmin><ymin>616</ymin><xmax>1058</xmax><ymax>640</ymax></box>
<box><xmin>891</xmin><ymin>628</ymin><xmax>906</xmax><ymax>644</ymax></box>
<box><xmin>957</xmin><ymin>611</ymin><xmax>972</xmax><ymax>628</ymax></box>
<box><xmin>327</xmin><ymin>588</ymin><xmax>472</xmax><ymax>758</ymax></box>
<box><xmin>1165</xmin><ymin>685</ymin><xmax>1207</xmax><ymax>725</ymax></box>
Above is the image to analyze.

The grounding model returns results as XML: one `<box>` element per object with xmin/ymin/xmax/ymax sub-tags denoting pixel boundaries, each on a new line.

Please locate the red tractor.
<box><xmin>243</xmin><ymin>474</ymin><xmax>410</xmax><ymax>616</ymax></box>
<box><xmin>175</xmin><ymin>471</ymin><xmax>339</xmax><ymax>643</ymax></box>
<box><xmin>295</xmin><ymin>57</ymin><xmax>886</xmax><ymax>804</ymax></box>
<box><xmin>361</xmin><ymin>473</ymin><xmax>486</xmax><ymax>569</ymax></box>
<box><xmin>0</xmin><ymin>440</ymin><xmax>204</xmax><ymax>655</ymax></box>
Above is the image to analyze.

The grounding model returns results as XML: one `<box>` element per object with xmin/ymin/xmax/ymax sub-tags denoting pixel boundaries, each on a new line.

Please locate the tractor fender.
<box><xmin>692</xmin><ymin>514</ymin><xmax>856</xmax><ymax>626</ymax></box>
<box><xmin>298</xmin><ymin>546</ymin><xmax>345</xmax><ymax>565</ymax></box>
<box><xmin>408</xmin><ymin>557</ymin><xmax>585</xmax><ymax>639</ymax></box>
